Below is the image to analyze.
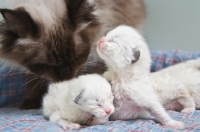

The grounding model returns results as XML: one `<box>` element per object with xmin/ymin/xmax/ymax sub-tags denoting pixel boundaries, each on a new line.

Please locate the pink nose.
<box><xmin>105</xmin><ymin>109</ymin><xmax>111</xmax><ymax>115</ymax></box>
<box><xmin>99</xmin><ymin>37</ymin><xmax>106</xmax><ymax>45</ymax></box>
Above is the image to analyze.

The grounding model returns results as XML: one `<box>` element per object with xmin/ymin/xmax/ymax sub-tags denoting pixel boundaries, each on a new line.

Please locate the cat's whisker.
<box><xmin>87</xmin><ymin>65</ymin><xmax>106</xmax><ymax>70</ymax></box>
<box><xmin>79</xmin><ymin>68</ymin><xmax>96</xmax><ymax>73</ymax></box>
<box><xmin>22</xmin><ymin>77</ymin><xmax>41</xmax><ymax>88</ymax></box>
<box><xmin>85</xmin><ymin>60</ymin><xmax>101</xmax><ymax>64</ymax></box>
<box><xmin>82</xmin><ymin>63</ymin><xmax>106</xmax><ymax>70</ymax></box>
<box><xmin>86</xmin><ymin>61</ymin><xmax>102</xmax><ymax>64</ymax></box>
<box><xmin>31</xmin><ymin>78</ymin><xmax>46</xmax><ymax>91</ymax></box>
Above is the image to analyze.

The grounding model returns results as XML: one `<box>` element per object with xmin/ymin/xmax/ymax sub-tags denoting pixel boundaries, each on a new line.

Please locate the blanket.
<box><xmin>0</xmin><ymin>108</ymin><xmax>200</xmax><ymax>132</ymax></box>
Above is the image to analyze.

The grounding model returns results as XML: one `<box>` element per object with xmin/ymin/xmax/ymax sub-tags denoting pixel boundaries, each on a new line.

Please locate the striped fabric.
<box><xmin>0</xmin><ymin>108</ymin><xmax>200</xmax><ymax>132</ymax></box>
<box><xmin>151</xmin><ymin>50</ymin><xmax>200</xmax><ymax>72</ymax></box>
<box><xmin>0</xmin><ymin>61</ymin><xmax>27</xmax><ymax>107</ymax></box>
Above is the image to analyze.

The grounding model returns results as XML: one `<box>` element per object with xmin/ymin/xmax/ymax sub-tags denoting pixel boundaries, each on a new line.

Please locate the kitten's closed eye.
<box><xmin>74</xmin><ymin>92</ymin><xmax>83</xmax><ymax>104</ymax></box>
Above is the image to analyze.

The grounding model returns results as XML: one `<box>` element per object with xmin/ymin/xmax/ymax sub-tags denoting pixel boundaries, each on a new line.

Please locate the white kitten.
<box><xmin>42</xmin><ymin>74</ymin><xmax>114</xmax><ymax>130</ymax></box>
<box><xmin>151</xmin><ymin>58</ymin><xmax>200</xmax><ymax>113</ymax></box>
<box><xmin>96</xmin><ymin>25</ymin><xmax>185</xmax><ymax>130</ymax></box>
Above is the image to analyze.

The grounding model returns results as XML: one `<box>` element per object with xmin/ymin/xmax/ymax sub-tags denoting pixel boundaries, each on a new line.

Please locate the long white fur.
<box><xmin>97</xmin><ymin>25</ymin><xmax>185</xmax><ymax>130</ymax></box>
<box><xmin>42</xmin><ymin>74</ymin><xmax>114</xmax><ymax>130</ymax></box>
<box><xmin>151</xmin><ymin>58</ymin><xmax>200</xmax><ymax>113</ymax></box>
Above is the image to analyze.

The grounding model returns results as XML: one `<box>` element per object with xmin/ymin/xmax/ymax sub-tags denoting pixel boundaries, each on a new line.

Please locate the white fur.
<box><xmin>151</xmin><ymin>58</ymin><xmax>200</xmax><ymax>113</ymax></box>
<box><xmin>42</xmin><ymin>74</ymin><xmax>114</xmax><ymax>130</ymax></box>
<box><xmin>97</xmin><ymin>25</ymin><xmax>185</xmax><ymax>130</ymax></box>
<box><xmin>6</xmin><ymin>0</ymin><xmax>66</xmax><ymax>33</ymax></box>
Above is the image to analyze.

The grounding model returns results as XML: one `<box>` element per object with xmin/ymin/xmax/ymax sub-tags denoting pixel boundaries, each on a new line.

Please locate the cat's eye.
<box><xmin>98</xmin><ymin>104</ymin><xmax>101</xmax><ymax>107</ymax></box>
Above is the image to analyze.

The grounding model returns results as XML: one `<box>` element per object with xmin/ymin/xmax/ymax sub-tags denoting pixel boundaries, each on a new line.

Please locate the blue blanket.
<box><xmin>0</xmin><ymin>108</ymin><xmax>200</xmax><ymax>132</ymax></box>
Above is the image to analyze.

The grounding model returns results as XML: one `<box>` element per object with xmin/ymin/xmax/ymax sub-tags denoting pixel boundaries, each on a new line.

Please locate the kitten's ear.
<box><xmin>131</xmin><ymin>50</ymin><xmax>140</xmax><ymax>64</ymax></box>
<box><xmin>74</xmin><ymin>90</ymin><xmax>84</xmax><ymax>104</ymax></box>
<box><xmin>0</xmin><ymin>9</ymin><xmax>38</xmax><ymax>37</ymax></box>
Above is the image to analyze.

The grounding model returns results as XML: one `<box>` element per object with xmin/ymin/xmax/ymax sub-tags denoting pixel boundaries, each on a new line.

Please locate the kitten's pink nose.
<box><xmin>98</xmin><ymin>37</ymin><xmax>106</xmax><ymax>45</ymax></box>
<box><xmin>105</xmin><ymin>109</ymin><xmax>111</xmax><ymax>115</ymax></box>
<box><xmin>98</xmin><ymin>37</ymin><xmax>107</xmax><ymax>51</ymax></box>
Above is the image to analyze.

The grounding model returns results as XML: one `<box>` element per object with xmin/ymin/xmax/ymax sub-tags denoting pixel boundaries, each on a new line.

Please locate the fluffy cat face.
<box><xmin>74</xmin><ymin>74</ymin><xmax>114</xmax><ymax>118</ymax></box>
<box><xmin>0</xmin><ymin>0</ymin><xmax>100</xmax><ymax>82</ymax></box>
<box><xmin>96</xmin><ymin>25</ymin><xmax>141</xmax><ymax>69</ymax></box>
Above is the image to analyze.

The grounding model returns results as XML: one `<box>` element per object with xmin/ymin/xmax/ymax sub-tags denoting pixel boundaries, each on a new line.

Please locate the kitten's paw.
<box><xmin>61</xmin><ymin>123</ymin><xmax>81</xmax><ymax>130</ymax></box>
<box><xmin>164</xmin><ymin>120</ymin><xmax>185</xmax><ymax>130</ymax></box>
<box><xmin>181</xmin><ymin>107</ymin><xmax>195</xmax><ymax>113</ymax></box>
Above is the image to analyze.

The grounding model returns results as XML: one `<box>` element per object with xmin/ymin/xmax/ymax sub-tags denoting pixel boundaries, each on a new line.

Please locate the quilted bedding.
<box><xmin>1</xmin><ymin>108</ymin><xmax>200</xmax><ymax>132</ymax></box>
<box><xmin>0</xmin><ymin>50</ymin><xmax>200</xmax><ymax>132</ymax></box>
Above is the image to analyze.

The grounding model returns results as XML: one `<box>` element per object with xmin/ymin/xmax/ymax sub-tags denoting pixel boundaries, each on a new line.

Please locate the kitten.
<box><xmin>42</xmin><ymin>74</ymin><xmax>114</xmax><ymax>130</ymax></box>
<box><xmin>96</xmin><ymin>25</ymin><xmax>185</xmax><ymax>130</ymax></box>
<box><xmin>151</xmin><ymin>58</ymin><xmax>200</xmax><ymax>113</ymax></box>
<box><xmin>0</xmin><ymin>0</ymin><xmax>146</xmax><ymax>109</ymax></box>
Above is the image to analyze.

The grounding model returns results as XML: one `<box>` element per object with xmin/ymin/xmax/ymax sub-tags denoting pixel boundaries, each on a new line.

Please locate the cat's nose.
<box><xmin>105</xmin><ymin>109</ymin><xmax>111</xmax><ymax>115</ymax></box>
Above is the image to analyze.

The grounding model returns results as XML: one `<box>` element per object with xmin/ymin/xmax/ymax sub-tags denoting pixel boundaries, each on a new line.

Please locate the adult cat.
<box><xmin>0</xmin><ymin>0</ymin><xmax>146</xmax><ymax>109</ymax></box>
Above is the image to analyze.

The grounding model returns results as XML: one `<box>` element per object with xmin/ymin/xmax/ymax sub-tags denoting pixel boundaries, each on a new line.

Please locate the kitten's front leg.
<box><xmin>49</xmin><ymin>113</ymin><xmax>81</xmax><ymax>130</ymax></box>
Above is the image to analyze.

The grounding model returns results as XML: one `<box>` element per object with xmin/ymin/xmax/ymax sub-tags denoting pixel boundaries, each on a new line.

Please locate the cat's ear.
<box><xmin>0</xmin><ymin>8</ymin><xmax>38</xmax><ymax>37</ymax></box>
<box><xmin>131</xmin><ymin>50</ymin><xmax>140</xmax><ymax>64</ymax></box>
<box><xmin>74</xmin><ymin>90</ymin><xmax>84</xmax><ymax>104</ymax></box>
<box><xmin>67</xmin><ymin>0</ymin><xmax>94</xmax><ymax>25</ymax></box>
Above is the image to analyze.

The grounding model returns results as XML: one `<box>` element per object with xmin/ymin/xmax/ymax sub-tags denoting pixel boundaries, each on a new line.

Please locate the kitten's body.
<box><xmin>97</xmin><ymin>25</ymin><xmax>184</xmax><ymax>130</ymax></box>
<box><xmin>0</xmin><ymin>0</ymin><xmax>145</xmax><ymax>109</ymax></box>
<box><xmin>42</xmin><ymin>74</ymin><xmax>114</xmax><ymax>130</ymax></box>
<box><xmin>151</xmin><ymin>58</ymin><xmax>200</xmax><ymax>113</ymax></box>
